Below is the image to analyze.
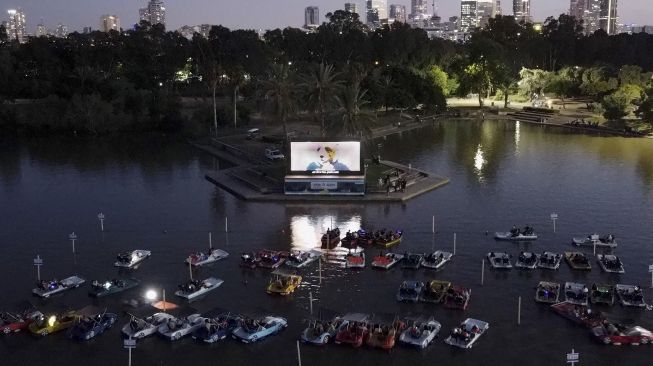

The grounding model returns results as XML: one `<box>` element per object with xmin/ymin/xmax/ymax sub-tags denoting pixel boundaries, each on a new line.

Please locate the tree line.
<box><xmin>1</xmin><ymin>11</ymin><xmax>653</xmax><ymax>135</ymax></box>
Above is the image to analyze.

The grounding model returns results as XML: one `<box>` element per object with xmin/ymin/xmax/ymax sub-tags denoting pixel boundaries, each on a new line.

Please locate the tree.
<box><xmin>518</xmin><ymin>68</ymin><xmax>553</xmax><ymax>99</ymax></box>
<box><xmin>301</xmin><ymin>63</ymin><xmax>342</xmax><ymax>136</ymax></box>
<box><xmin>427</xmin><ymin>65</ymin><xmax>451</xmax><ymax>96</ymax></box>
<box><xmin>193</xmin><ymin>34</ymin><xmax>223</xmax><ymax>136</ymax></box>
<box><xmin>337</xmin><ymin>81</ymin><xmax>373</xmax><ymax>138</ymax></box>
<box><xmin>618</xmin><ymin>65</ymin><xmax>644</xmax><ymax>86</ymax></box>
<box><xmin>372</xmin><ymin>72</ymin><xmax>397</xmax><ymax>113</ymax></box>
<box><xmin>547</xmin><ymin>67</ymin><xmax>581</xmax><ymax>109</ymax></box>
<box><xmin>0</xmin><ymin>25</ymin><xmax>7</xmax><ymax>44</ymax></box>
<box><xmin>601</xmin><ymin>84</ymin><xmax>644</xmax><ymax>120</ymax></box>
<box><xmin>260</xmin><ymin>63</ymin><xmax>298</xmax><ymax>139</ymax></box>
<box><xmin>581</xmin><ymin>67</ymin><xmax>618</xmax><ymax>103</ymax></box>
<box><xmin>541</xmin><ymin>14</ymin><xmax>583</xmax><ymax>70</ymax></box>
<box><xmin>460</xmin><ymin>62</ymin><xmax>492</xmax><ymax>107</ymax></box>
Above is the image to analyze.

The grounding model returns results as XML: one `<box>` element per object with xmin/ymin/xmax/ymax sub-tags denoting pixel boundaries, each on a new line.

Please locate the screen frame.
<box><xmin>288</xmin><ymin>139</ymin><xmax>363</xmax><ymax>176</ymax></box>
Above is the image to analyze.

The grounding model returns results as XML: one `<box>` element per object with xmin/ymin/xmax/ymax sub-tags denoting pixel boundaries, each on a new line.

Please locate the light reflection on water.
<box><xmin>289</xmin><ymin>214</ymin><xmax>361</xmax><ymax>251</ymax></box>
<box><xmin>473</xmin><ymin>144</ymin><xmax>486</xmax><ymax>181</ymax></box>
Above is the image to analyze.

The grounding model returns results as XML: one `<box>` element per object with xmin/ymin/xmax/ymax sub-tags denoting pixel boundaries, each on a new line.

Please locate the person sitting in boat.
<box><xmin>510</xmin><ymin>225</ymin><xmax>520</xmax><ymax>236</ymax></box>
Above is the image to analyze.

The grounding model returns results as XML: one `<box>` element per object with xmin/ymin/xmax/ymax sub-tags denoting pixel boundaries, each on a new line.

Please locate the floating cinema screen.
<box><xmin>285</xmin><ymin>141</ymin><xmax>365</xmax><ymax>196</ymax></box>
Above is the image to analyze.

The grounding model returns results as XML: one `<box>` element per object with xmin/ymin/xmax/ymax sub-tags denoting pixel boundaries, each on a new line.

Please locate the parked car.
<box><xmin>265</xmin><ymin>147</ymin><xmax>285</xmax><ymax>160</ymax></box>
<box><xmin>246</xmin><ymin>128</ymin><xmax>260</xmax><ymax>140</ymax></box>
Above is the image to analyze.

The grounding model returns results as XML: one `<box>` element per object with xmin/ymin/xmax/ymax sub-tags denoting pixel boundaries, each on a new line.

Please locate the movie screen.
<box><xmin>290</xmin><ymin>141</ymin><xmax>361</xmax><ymax>174</ymax></box>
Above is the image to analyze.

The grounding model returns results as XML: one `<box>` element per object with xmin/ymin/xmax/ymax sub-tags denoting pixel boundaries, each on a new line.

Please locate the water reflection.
<box><xmin>289</xmin><ymin>214</ymin><xmax>361</xmax><ymax>251</ymax></box>
<box><xmin>515</xmin><ymin>121</ymin><xmax>521</xmax><ymax>154</ymax></box>
<box><xmin>473</xmin><ymin>144</ymin><xmax>486</xmax><ymax>181</ymax></box>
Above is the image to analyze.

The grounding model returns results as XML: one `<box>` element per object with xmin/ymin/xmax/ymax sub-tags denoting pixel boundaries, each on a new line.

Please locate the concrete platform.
<box><xmin>205</xmin><ymin>170</ymin><xmax>449</xmax><ymax>202</ymax></box>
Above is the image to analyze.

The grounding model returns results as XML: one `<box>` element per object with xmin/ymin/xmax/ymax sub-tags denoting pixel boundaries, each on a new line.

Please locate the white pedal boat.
<box><xmin>285</xmin><ymin>249</ymin><xmax>322</xmax><ymax>268</ymax></box>
<box><xmin>515</xmin><ymin>252</ymin><xmax>539</xmax><ymax>269</ymax></box>
<box><xmin>115</xmin><ymin>250</ymin><xmax>151</xmax><ymax>268</ymax></box>
<box><xmin>537</xmin><ymin>252</ymin><xmax>562</xmax><ymax>270</ymax></box>
<box><xmin>615</xmin><ymin>284</ymin><xmax>647</xmax><ymax>308</ymax></box>
<box><xmin>494</xmin><ymin>232</ymin><xmax>537</xmax><ymax>241</ymax></box>
<box><xmin>421</xmin><ymin>251</ymin><xmax>453</xmax><ymax>270</ymax></box>
<box><xmin>185</xmin><ymin>248</ymin><xmax>229</xmax><ymax>267</ymax></box>
<box><xmin>399</xmin><ymin>317</ymin><xmax>441</xmax><ymax>349</ymax></box>
<box><xmin>175</xmin><ymin>277</ymin><xmax>223</xmax><ymax>300</ymax></box>
<box><xmin>564</xmin><ymin>282</ymin><xmax>589</xmax><ymax>306</ymax></box>
<box><xmin>157</xmin><ymin>314</ymin><xmax>205</xmax><ymax>341</ymax></box>
<box><xmin>122</xmin><ymin>313</ymin><xmax>176</xmax><ymax>339</ymax></box>
<box><xmin>444</xmin><ymin>318</ymin><xmax>489</xmax><ymax>349</ymax></box>
<box><xmin>596</xmin><ymin>254</ymin><xmax>625</xmax><ymax>274</ymax></box>
<box><xmin>487</xmin><ymin>252</ymin><xmax>512</xmax><ymax>269</ymax></box>
<box><xmin>572</xmin><ymin>234</ymin><xmax>617</xmax><ymax>248</ymax></box>
<box><xmin>32</xmin><ymin>276</ymin><xmax>86</xmax><ymax>298</ymax></box>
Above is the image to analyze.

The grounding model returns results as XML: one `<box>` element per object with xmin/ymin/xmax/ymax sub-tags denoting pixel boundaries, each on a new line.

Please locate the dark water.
<box><xmin>1</xmin><ymin>122</ymin><xmax>652</xmax><ymax>366</ymax></box>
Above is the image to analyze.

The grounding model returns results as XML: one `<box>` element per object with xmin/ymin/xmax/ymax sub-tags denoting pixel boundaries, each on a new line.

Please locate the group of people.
<box><xmin>37</xmin><ymin>279</ymin><xmax>60</xmax><ymax>291</ymax></box>
<box><xmin>600</xmin><ymin>256</ymin><xmax>623</xmax><ymax>270</ymax></box>
<box><xmin>309</xmin><ymin>320</ymin><xmax>338</xmax><ymax>337</ymax></box>
<box><xmin>618</xmin><ymin>286</ymin><xmax>644</xmax><ymax>303</ymax></box>
<box><xmin>449</xmin><ymin>323</ymin><xmax>480</xmax><ymax>343</ymax></box>
<box><xmin>565</xmin><ymin>284</ymin><xmax>589</xmax><ymax>301</ymax></box>
<box><xmin>570</xmin><ymin>253</ymin><xmax>590</xmax><ymax>265</ymax></box>
<box><xmin>424</xmin><ymin>252</ymin><xmax>446</xmax><ymax>265</ymax></box>
<box><xmin>446</xmin><ymin>288</ymin><xmax>469</xmax><ymax>306</ymax></box>
<box><xmin>91</xmin><ymin>279</ymin><xmax>125</xmax><ymax>290</ymax></box>
<box><xmin>518</xmin><ymin>251</ymin><xmax>537</xmax><ymax>264</ymax></box>
<box><xmin>179</xmin><ymin>279</ymin><xmax>204</xmax><ymax>293</ymax></box>
<box><xmin>540</xmin><ymin>252</ymin><xmax>561</xmax><ymax>266</ymax></box>
<box><xmin>322</xmin><ymin>228</ymin><xmax>341</xmax><ymax>244</ymax></box>
<box><xmin>510</xmin><ymin>225</ymin><xmax>535</xmax><ymax>237</ymax></box>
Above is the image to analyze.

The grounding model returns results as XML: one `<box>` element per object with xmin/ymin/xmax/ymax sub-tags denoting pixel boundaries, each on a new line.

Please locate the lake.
<box><xmin>1</xmin><ymin>120</ymin><xmax>652</xmax><ymax>365</ymax></box>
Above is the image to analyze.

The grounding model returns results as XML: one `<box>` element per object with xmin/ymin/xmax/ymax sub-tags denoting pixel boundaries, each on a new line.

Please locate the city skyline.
<box><xmin>3</xmin><ymin>0</ymin><xmax>651</xmax><ymax>33</ymax></box>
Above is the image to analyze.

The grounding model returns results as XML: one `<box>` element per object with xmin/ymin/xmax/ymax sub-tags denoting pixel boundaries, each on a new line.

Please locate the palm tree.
<box><xmin>375</xmin><ymin>74</ymin><xmax>397</xmax><ymax>114</ymax></box>
<box><xmin>337</xmin><ymin>82</ymin><xmax>374</xmax><ymax>138</ymax></box>
<box><xmin>260</xmin><ymin>63</ymin><xmax>298</xmax><ymax>139</ymax></box>
<box><xmin>301</xmin><ymin>63</ymin><xmax>342</xmax><ymax>137</ymax></box>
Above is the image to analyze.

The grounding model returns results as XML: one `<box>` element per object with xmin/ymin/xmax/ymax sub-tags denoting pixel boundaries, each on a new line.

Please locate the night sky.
<box><xmin>3</xmin><ymin>0</ymin><xmax>651</xmax><ymax>32</ymax></box>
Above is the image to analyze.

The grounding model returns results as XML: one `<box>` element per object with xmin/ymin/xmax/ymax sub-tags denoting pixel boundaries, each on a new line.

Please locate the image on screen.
<box><xmin>290</xmin><ymin>141</ymin><xmax>361</xmax><ymax>173</ymax></box>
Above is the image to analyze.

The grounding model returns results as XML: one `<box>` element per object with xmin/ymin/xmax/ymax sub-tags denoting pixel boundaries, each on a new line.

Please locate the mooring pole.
<box><xmin>517</xmin><ymin>296</ymin><xmax>522</xmax><ymax>325</ymax></box>
<box><xmin>225</xmin><ymin>217</ymin><xmax>228</xmax><ymax>233</ymax></box>
<box><xmin>69</xmin><ymin>232</ymin><xmax>77</xmax><ymax>253</ymax></box>
<box><xmin>98</xmin><ymin>212</ymin><xmax>105</xmax><ymax>232</ymax></box>
<box><xmin>209</xmin><ymin>232</ymin><xmax>213</xmax><ymax>250</ymax></box>
<box><xmin>296</xmin><ymin>340</ymin><xmax>302</xmax><ymax>366</ymax></box>
<box><xmin>481</xmin><ymin>259</ymin><xmax>485</xmax><ymax>286</ymax></box>
<box><xmin>453</xmin><ymin>233</ymin><xmax>457</xmax><ymax>255</ymax></box>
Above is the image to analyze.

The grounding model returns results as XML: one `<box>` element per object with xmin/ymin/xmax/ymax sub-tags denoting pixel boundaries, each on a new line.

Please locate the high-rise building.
<box><xmin>477</xmin><ymin>0</ymin><xmax>497</xmax><ymax>27</ymax></box>
<box><xmin>139</xmin><ymin>0</ymin><xmax>166</xmax><ymax>27</ymax></box>
<box><xmin>100</xmin><ymin>15</ymin><xmax>120</xmax><ymax>32</ymax></box>
<box><xmin>569</xmin><ymin>0</ymin><xmax>586</xmax><ymax>20</ymax></box>
<box><xmin>570</xmin><ymin>0</ymin><xmax>617</xmax><ymax>35</ymax></box>
<box><xmin>344</xmin><ymin>3</ymin><xmax>358</xmax><ymax>15</ymax></box>
<box><xmin>390</xmin><ymin>5</ymin><xmax>407</xmax><ymax>23</ymax></box>
<box><xmin>461</xmin><ymin>0</ymin><xmax>497</xmax><ymax>32</ymax></box>
<box><xmin>599</xmin><ymin>0</ymin><xmax>617</xmax><ymax>35</ymax></box>
<box><xmin>6</xmin><ymin>8</ymin><xmax>26</xmax><ymax>43</ymax></box>
<box><xmin>36</xmin><ymin>18</ymin><xmax>47</xmax><ymax>37</ymax></box>
<box><xmin>367</xmin><ymin>0</ymin><xmax>388</xmax><ymax>27</ymax></box>
<box><xmin>513</xmin><ymin>0</ymin><xmax>531</xmax><ymax>22</ymax></box>
<box><xmin>83</xmin><ymin>27</ymin><xmax>93</xmax><ymax>34</ymax></box>
<box><xmin>460</xmin><ymin>0</ymin><xmax>478</xmax><ymax>32</ymax></box>
<box><xmin>495</xmin><ymin>0</ymin><xmax>503</xmax><ymax>16</ymax></box>
<box><xmin>54</xmin><ymin>23</ymin><xmax>68</xmax><ymax>38</ymax></box>
<box><xmin>305</xmin><ymin>6</ymin><xmax>320</xmax><ymax>29</ymax></box>
<box><xmin>410</xmin><ymin>0</ymin><xmax>429</xmax><ymax>20</ymax></box>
